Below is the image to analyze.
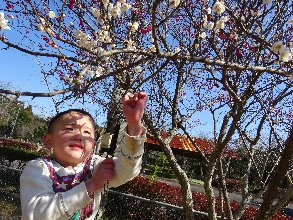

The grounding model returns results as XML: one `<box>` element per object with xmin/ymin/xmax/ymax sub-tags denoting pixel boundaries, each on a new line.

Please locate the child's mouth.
<box><xmin>69</xmin><ymin>144</ymin><xmax>83</xmax><ymax>150</ymax></box>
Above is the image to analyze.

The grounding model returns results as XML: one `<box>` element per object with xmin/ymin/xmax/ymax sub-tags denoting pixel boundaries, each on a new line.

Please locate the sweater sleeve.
<box><xmin>20</xmin><ymin>159</ymin><xmax>92</xmax><ymax>220</ymax></box>
<box><xmin>105</xmin><ymin>127</ymin><xmax>147</xmax><ymax>188</ymax></box>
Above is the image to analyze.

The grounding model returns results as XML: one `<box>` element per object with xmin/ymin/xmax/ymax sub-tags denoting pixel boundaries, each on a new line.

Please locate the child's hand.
<box><xmin>122</xmin><ymin>92</ymin><xmax>147</xmax><ymax>136</ymax></box>
<box><xmin>85</xmin><ymin>157</ymin><xmax>115</xmax><ymax>195</ymax></box>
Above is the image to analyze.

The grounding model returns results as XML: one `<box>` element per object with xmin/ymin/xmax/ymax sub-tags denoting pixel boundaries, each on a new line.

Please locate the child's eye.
<box><xmin>84</xmin><ymin>130</ymin><xmax>91</xmax><ymax>134</ymax></box>
<box><xmin>65</xmin><ymin>127</ymin><xmax>73</xmax><ymax>131</ymax></box>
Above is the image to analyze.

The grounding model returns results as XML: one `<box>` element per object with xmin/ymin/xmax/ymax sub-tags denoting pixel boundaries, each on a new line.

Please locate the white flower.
<box><xmin>271</xmin><ymin>41</ymin><xmax>286</xmax><ymax>54</ymax></box>
<box><xmin>105</xmin><ymin>36</ymin><xmax>112</xmax><ymax>43</ymax></box>
<box><xmin>96</xmin><ymin>47</ymin><xmax>104</xmax><ymax>54</ymax></box>
<box><xmin>102</xmin><ymin>0</ymin><xmax>109</xmax><ymax>5</ymax></box>
<box><xmin>263</xmin><ymin>0</ymin><xmax>272</xmax><ymax>4</ymax></box>
<box><xmin>65</xmin><ymin>75</ymin><xmax>73</xmax><ymax>83</ymax></box>
<box><xmin>206</xmin><ymin>7</ymin><xmax>211</xmax><ymax>14</ymax></box>
<box><xmin>202</xmin><ymin>15</ymin><xmax>207</xmax><ymax>27</ymax></box>
<box><xmin>107</xmin><ymin>13</ymin><xmax>112</xmax><ymax>20</ymax></box>
<box><xmin>45</xmin><ymin>27</ymin><xmax>54</xmax><ymax>36</ymax></box>
<box><xmin>279</xmin><ymin>49</ymin><xmax>292</xmax><ymax>62</ymax></box>
<box><xmin>207</xmin><ymin>22</ymin><xmax>214</xmax><ymax>30</ymax></box>
<box><xmin>95</xmin><ymin>66</ymin><xmax>104</xmax><ymax>77</ymax></box>
<box><xmin>130</xmin><ymin>22</ymin><xmax>139</xmax><ymax>32</ymax></box>
<box><xmin>199</xmin><ymin>32</ymin><xmax>207</xmax><ymax>39</ymax></box>
<box><xmin>174</xmin><ymin>47</ymin><xmax>181</xmax><ymax>53</ymax></box>
<box><xmin>37</xmin><ymin>24</ymin><xmax>45</xmax><ymax>32</ymax></box>
<box><xmin>92</xmin><ymin>8</ymin><xmax>101</xmax><ymax>19</ymax></box>
<box><xmin>0</xmin><ymin>12</ymin><xmax>10</xmax><ymax>30</ymax></box>
<box><xmin>39</xmin><ymin>18</ymin><xmax>46</xmax><ymax>25</ymax></box>
<box><xmin>169</xmin><ymin>0</ymin><xmax>180</xmax><ymax>9</ymax></box>
<box><xmin>216</xmin><ymin>20</ymin><xmax>225</xmax><ymax>29</ymax></box>
<box><xmin>134</xmin><ymin>66</ymin><xmax>141</xmax><ymax>73</ymax></box>
<box><xmin>213</xmin><ymin>1</ymin><xmax>225</xmax><ymax>15</ymax></box>
<box><xmin>220</xmin><ymin>16</ymin><xmax>228</xmax><ymax>22</ymax></box>
<box><xmin>121</xmin><ymin>3</ymin><xmax>131</xmax><ymax>12</ymax></box>
<box><xmin>111</xmin><ymin>7</ymin><xmax>121</xmax><ymax>18</ymax></box>
<box><xmin>149</xmin><ymin>45</ymin><xmax>156</xmax><ymax>52</ymax></box>
<box><xmin>48</xmin><ymin>11</ymin><xmax>56</xmax><ymax>19</ymax></box>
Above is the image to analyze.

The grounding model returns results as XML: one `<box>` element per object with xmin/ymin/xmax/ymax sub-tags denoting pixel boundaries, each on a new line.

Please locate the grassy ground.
<box><xmin>0</xmin><ymin>168</ymin><xmax>21</xmax><ymax>219</ymax></box>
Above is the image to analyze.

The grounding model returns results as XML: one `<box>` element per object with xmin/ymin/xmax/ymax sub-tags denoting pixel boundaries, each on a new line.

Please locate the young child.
<box><xmin>20</xmin><ymin>92</ymin><xmax>148</xmax><ymax>220</ymax></box>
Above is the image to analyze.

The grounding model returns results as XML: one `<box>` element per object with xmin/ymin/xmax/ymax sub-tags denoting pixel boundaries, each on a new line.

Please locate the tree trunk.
<box><xmin>255</xmin><ymin>125</ymin><xmax>293</xmax><ymax>219</ymax></box>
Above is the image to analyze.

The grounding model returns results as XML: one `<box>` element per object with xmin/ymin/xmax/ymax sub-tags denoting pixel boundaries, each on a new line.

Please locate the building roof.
<box><xmin>145</xmin><ymin>133</ymin><xmax>215</xmax><ymax>155</ymax></box>
<box><xmin>145</xmin><ymin>133</ymin><xmax>240</xmax><ymax>159</ymax></box>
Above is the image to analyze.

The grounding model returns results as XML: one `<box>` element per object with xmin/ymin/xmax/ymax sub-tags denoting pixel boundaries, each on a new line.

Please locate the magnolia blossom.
<box><xmin>48</xmin><ymin>11</ymin><xmax>56</xmax><ymax>19</ymax></box>
<box><xmin>279</xmin><ymin>49</ymin><xmax>292</xmax><ymax>62</ymax></box>
<box><xmin>169</xmin><ymin>0</ymin><xmax>180</xmax><ymax>9</ymax></box>
<box><xmin>263</xmin><ymin>0</ymin><xmax>272</xmax><ymax>4</ymax></box>
<box><xmin>271</xmin><ymin>41</ymin><xmax>286</xmax><ymax>54</ymax></box>
<box><xmin>213</xmin><ymin>1</ymin><xmax>225</xmax><ymax>14</ymax></box>
<box><xmin>0</xmin><ymin>12</ymin><xmax>10</xmax><ymax>30</ymax></box>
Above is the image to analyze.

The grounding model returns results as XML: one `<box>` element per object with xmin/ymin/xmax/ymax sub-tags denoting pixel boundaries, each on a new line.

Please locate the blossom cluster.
<box><xmin>0</xmin><ymin>12</ymin><xmax>10</xmax><ymax>30</ymax></box>
<box><xmin>271</xmin><ymin>41</ymin><xmax>292</xmax><ymax>62</ymax></box>
<box><xmin>93</xmin><ymin>0</ymin><xmax>131</xmax><ymax>20</ymax></box>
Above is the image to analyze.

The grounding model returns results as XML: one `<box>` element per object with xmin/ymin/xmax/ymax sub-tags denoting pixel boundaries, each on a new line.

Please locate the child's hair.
<box><xmin>48</xmin><ymin>109</ymin><xmax>96</xmax><ymax>134</ymax></box>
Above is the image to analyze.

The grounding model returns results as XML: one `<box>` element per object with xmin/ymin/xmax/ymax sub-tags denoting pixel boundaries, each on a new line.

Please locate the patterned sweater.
<box><xmin>20</xmin><ymin>129</ymin><xmax>146</xmax><ymax>220</ymax></box>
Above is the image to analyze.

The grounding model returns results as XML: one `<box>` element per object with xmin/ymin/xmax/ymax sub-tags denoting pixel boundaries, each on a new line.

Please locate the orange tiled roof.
<box><xmin>145</xmin><ymin>133</ymin><xmax>215</xmax><ymax>155</ymax></box>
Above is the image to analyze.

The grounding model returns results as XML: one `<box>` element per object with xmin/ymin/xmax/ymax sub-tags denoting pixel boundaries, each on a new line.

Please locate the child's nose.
<box><xmin>73</xmin><ymin>130</ymin><xmax>84</xmax><ymax>140</ymax></box>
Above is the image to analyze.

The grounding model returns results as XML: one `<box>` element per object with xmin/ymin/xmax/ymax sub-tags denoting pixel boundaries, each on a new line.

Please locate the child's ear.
<box><xmin>42</xmin><ymin>134</ymin><xmax>52</xmax><ymax>149</ymax></box>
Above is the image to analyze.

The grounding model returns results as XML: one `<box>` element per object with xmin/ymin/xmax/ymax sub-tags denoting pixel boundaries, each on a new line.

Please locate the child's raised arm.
<box><xmin>122</xmin><ymin>92</ymin><xmax>148</xmax><ymax>136</ymax></box>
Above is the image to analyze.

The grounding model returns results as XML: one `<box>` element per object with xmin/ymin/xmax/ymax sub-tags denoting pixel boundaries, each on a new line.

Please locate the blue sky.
<box><xmin>0</xmin><ymin>47</ymin><xmax>57</xmax><ymax>117</ymax></box>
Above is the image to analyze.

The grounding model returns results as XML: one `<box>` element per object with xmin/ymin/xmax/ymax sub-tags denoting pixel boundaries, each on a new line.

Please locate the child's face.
<box><xmin>44</xmin><ymin>112</ymin><xmax>96</xmax><ymax>167</ymax></box>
